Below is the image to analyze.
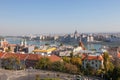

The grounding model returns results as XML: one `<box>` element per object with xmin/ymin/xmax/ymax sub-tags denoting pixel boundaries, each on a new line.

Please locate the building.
<box><xmin>27</xmin><ymin>45</ymin><xmax>35</xmax><ymax>53</ymax></box>
<box><xmin>59</xmin><ymin>51</ymin><xmax>72</xmax><ymax>57</ymax></box>
<box><xmin>0</xmin><ymin>39</ymin><xmax>8</xmax><ymax>47</ymax></box>
<box><xmin>73</xmin><ymin>41</ymin><xmax>86</xmax><ymax>56</ymax></box>
<box><xmin>33</xmin><ymin>47</ymin><xmax>57</xmax><ymax>55</ymax></box>
<box><xmin>82</xmin><ymin>54</ymin><xmax>104</xmax><ymax>70</ymax></box>
<box><xmin>87</xmin><ymin>34</ymin><xmax>94</xmax><ymax>42</ymax></box>
<box><xmin>0</xmin><ymin>52</ymin><xmax>62</xmax><ymax>69</ymax></box>
<box><xmin>117</xmin><ymin>51</ymin><xmax>120</xmax><ymax>59</ymax></box>
<box><xmin>20</xmin><ymin>39</ymin><xmax>27</xmax><ymax>47</ymax></box>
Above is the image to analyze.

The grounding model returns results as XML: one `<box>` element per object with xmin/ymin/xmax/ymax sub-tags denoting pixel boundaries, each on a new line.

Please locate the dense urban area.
<box><xmin>0</xmin><ymin>31</ymin><xmax>120</xmax><ymax>80</ymax></box>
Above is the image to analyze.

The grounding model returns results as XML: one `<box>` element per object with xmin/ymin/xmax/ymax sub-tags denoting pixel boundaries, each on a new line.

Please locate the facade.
<box><xmin>0</xmin><ymin>39</ymin><xmax>8</xmax><ymax>47</ymax></box>
<box><xmin>87</xmin><ymin>35</ymin><xmax>94</xmax><ymax>42</ymax></box>
<box><xmin>82</xmin><ymin>54</ymin><xmax>103</xmax><ymax>70</ymax></box>
<box><xmin>0</xmin><ymin>52</ymin><xmax>62</xmax><ymax>69</ymax></box>
<box><xmin>59</xmin><ymin>51</ymin><xmax>72</xmax><ymax>57</ymax></box>
<box><xmin>28</xmin><ymin>45</ymin><xmax>35</xmax><ymax>53</ymax></box>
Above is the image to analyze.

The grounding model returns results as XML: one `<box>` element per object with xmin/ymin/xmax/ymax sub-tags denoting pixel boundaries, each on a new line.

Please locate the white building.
<box><xmin>20</xmin><ymin>39</ymin><xmax>27</xmax><ymax>47</ymax></box>
<box><xmin>87</xmin><ymin>35</ymin><xmax>94</xmax><ymax>42</ymax></box>
<box><xmin>28</xmin><ymin>45</ymin><xmax>35</xmax><ymax>53</ymax></box>
<box><xmin>82</xmin><ymin>54</ymin><xmax>104</xmax><ymax>70</ymax></box>
<box><xmin>73</xmin><ymin>46</ymin><xmax>83</xmax><ymax>53</ymax></box>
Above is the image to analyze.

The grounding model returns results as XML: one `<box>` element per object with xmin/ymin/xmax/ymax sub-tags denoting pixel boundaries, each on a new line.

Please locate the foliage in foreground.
<box><xmin>2</xmin><ymin>57</ymin><xmax>21</xmax><ymax>70</ymax></box>
<box><xmin>36</xmin><ymin>57</ymin><xmax>79</xmax><ymax>74</ymax></box>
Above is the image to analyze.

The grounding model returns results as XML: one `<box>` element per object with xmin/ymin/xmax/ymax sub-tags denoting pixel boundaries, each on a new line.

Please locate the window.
<box><xmin>88</xmin><ymin>60</ymin><xmax>90</xmax><ymax>62</ymax></box>
<box><xmin>96</xmin><ymin>64</ymin><xmax>97</xmax><ymax>67</ymax></box>
<box><xmin>99</xmin><ymin>60</ymin><xmax>101</xmax><ymax>63</ymax></box>
<box><xmin>92</xmin><ymin>61</ymin><xmax>94</xmax><ymax>64</ymax></box>
<box><xmin>82</xmin><ymin>62</ymin><xmax>84</xmax><ymax>65</ymax></box>
<box><xmin>95</xmin><ymin>60</ymin><xmax>97</xmax><ymax>62</ymax></box>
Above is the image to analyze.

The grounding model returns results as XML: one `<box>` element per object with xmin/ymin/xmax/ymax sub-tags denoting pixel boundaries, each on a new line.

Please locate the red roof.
<box><xmin>117</xmin><ymin>53</ymin><xmax>120</xmax><ymax>58</ymax></box>
<box><xmin>15</xmin><ymin>54</ymin><xmax>29</xmax><ymax>60</ymax></box>
<box><xmin>82</xmin><ymin>54</ymin><xmax>103</xmax><ymax>61</ymax></box>
<box><xmin>0</xmin><ymin>53</ymin><xmax>5</xmax><ymax>58</ymax></box>
<box><xmin>79</xmin><ymin>41</ymin><xmax>86</xmax><ymax>50</ymax></box>
<box><xmin>46</xmin><ymin>55</ymin><xmax>62</xmax><ymax>62</ymax></box>
<box><xmin>3</xmin><ymin>53</ymin><xmax>17</xmax><ymax>59</ymax></box>
<box><xmin>27</xmin><ymin>54</ymin><xmax>42</xmax><ymax>61</ymax></box>
<box><xmin>0</xmin><ymin>52</ymin><xmax>62</xmax><ymax>62</ymax></box>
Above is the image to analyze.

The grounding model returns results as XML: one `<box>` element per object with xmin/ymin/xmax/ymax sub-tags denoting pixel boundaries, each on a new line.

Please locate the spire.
<box><xmin>74</xmin><ymin>30</ymin><xmax>77</xmax><ymax>35</ymax></box>
<box><xmin>0</xmin><ymin>39</ymin><xmax>3</xmax><ymax>47</ymax></box>
<box><xmin>24</xmin><ymin>39</ymin><xmax>27</xmax><ymax>47</ymax></box>
<box><xmin>79</xmin><ymin>41</ymin><xmax>85</xmax><ymax>50</ymax></box>
<box><xmin>74</xmin><ymin>30</ymin><xmax>78</xmax><ymax>39</ymax></box>
<box><xmin>20</xmin><ymin>39</ymin><xmax>24</xmax><ymax>46</ymax></box>
<box><xmin>20</xmin><ymin>39</ymin><xmax>27</xmax><ymax>47</ymax></box>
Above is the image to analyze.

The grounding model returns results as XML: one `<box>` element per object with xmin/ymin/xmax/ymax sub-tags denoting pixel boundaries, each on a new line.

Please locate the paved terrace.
<box><xmin>0</xmin><ymin>69</ymin><xmax>102</xmax><ymax>80</ymax></box>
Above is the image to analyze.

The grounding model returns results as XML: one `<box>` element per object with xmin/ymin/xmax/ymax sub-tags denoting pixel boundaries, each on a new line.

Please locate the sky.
<box><xmin>0</xmin><ymin>0</ymin><xmax>120</xmax><ymax>35</ymax></box>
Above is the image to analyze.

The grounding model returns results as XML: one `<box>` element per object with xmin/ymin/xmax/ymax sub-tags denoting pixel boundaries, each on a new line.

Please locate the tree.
<box><xmin>2</xmin><ymin>57</ymin><xmax>20</xmax><ymax>70</ymax></box>
<box><xmin>113</xmin><ymin>56</ymin><xmax>120</xmax><ymax>67</ymax></box>
<box><xmin>70</xmin><ymin>52</ymin><xmax>73</xmax><ymax>58</ymax></box>
<box><xmin>103</xmin><ymin>52</ymin><xmax>114</xmax><ymax>79</ymax></box>
<box><xmin>62</xmin><ymin>57</ymin><xmax>71</xmax><ymax>63</ymax></box>
<box><xmin>51</xmin><ymin>61</ymin><xmax>65</xmax><ymax>72</ymax></box>
<box><xmin>64</xmin><ymin>63</ymin><xmax>78</xmax><ymax>74</ymax></box>
<box><xmin>70</xmin><ymin>57</ymin><xmax>82</xmax><ymax>66</ymax></box>
<box><xmin>112</xmin><ymin>66</ymin><xmax>120</xmax><ymax>80</ymax></box>
<box><xmin>103</xmin><ymin>52</ymin><xmax>110</xmax><ymax>72</ymax></box>
<box><xmin>36</xmin><ymin>57</ymin><xmax>51</xmax><ymax>70</ymax></box>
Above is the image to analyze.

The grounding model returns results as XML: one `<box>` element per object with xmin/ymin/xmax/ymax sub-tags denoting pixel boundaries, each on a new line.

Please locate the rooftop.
<box><xmin>117</xmin><ymin>53</ymin><xmax>120</xmax><ymax>58</ymax></box>
<box><xmin>82</xmin><ymin>54</ymin><xmax>103</xmax><ymax>61</ymax></box>
<box><xmin>0</xmin><ymin>52</ymin><xmax>62</xmax><ymax>62</ymax></box>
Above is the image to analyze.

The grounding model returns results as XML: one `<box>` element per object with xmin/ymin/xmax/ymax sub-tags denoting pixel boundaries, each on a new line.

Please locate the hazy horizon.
<box><xmin>0</xmin><ymin>0</ymin><xmax>120</xmax><ymax>35</ymax></box>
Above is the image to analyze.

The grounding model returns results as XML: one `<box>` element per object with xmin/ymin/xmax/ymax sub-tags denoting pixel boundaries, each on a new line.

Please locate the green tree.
<box><xmin>62</xmin><ymin>57</ymin><xmax>71</xmax><ymax>63</ymax></box>
<box><xmin>103</xmin><ymin>52</ymin><xmax>110</xmax><ymax>72</ymax></box>
<box><xmin>103</xmin><ymin>52</ymin><xmax>114</xmax><ymax>79</ymax></box>
<box><xmin>112</xmin><ymin>66</ymin><xmax>120</xmax><ymax>80</ymax></box>
<box><xmin>2</xmin><ymin>57</ymin><xmax>20</xmax><ymax>70</ymax></box>
<box><xmin>70</xmin><ymin>57</ymin><xmax>82</xmax><ymax>66</ymax></box>
<box><xmin>113</xmin><ymin>56</ymin><xmax>120</xmax><ymax>67</ymax></box>
<box><xmin>64</xmin><ymin>63</ymin><xmax>78</xmax><ymax>74</ymax></box>
<box><xmin>70</xmin><ymin>52</ymin><xmax>73</xmax><ymax>58</ymax></box>
<box><xmin>51</xmin><ymin>61</ymin><xmax>65</xmax><ymax>72</ymax></box>
<box><xmin>36</xmin><ymin>57</ymin><xmax>51</xmax><ymax>70</ymax></box>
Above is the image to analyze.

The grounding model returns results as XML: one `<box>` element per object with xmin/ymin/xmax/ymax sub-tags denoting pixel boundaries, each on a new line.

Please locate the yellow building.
<box><xmin>33</xmin><ymin>47</ymin><xmax>56</xmax><ymax>55</ymax></box>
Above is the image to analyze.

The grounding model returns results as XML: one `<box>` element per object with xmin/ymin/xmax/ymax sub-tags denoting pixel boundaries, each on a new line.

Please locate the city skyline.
<box><xmin>0</xmin><ymin>0</ymin><xmax>120</xmax><ymax>35</ymax></box>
